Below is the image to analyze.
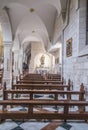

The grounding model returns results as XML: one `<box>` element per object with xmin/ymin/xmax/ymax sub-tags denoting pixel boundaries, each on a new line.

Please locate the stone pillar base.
<box><xmin>3</xmin><ymin>78</ymin><xmax>12</xmax><ymax>89</ymax></box>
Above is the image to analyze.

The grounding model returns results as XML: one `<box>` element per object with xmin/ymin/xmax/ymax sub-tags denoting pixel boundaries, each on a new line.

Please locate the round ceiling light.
<box><xmin>30</xmin><ymin>8</ymin><xmax>35</xmax><ymax>12</ymax></box>
<box><xmin>32</xmin><ymin>30</ymin><xmax>35</xmax><ymax>33</ymax></box>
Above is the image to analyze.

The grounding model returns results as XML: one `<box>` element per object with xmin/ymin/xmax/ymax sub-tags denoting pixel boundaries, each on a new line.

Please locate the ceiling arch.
<box><xmin>15</xmin><ymin>10</ymin><xmax>49</xmax><ymax>48</ymax></box>
<box><xmin>7</xmin><ymin>2</ymin><xmax>56</xmax><ymax>43</ymax></box>
<box><xmin>21</xmin><ymin>34</ymin><xmax>44</xmax><ymax>51</ymax></box>
<box><xmin>0</xmin><ymin>0</ymin><xmax>61</xmax><ymax>15</ymax></box>
<box><xmin>22</xmin><ymin>36</ymin><xmax>40</xmax><ymax>45</ymax></box>
<box><xmin>0</xmin><ymin>0</ymin><xmax>62</xmax><ymax>44</ymax></box>
<box><xmin>0</xmin><ymin>0</ymin><xmax>68</xmax><ymax>49</ymax></box>
<box><xmin>0</xmin><ymin>9</ymin><xmax>12</xmax><ymax>42</ymax></box>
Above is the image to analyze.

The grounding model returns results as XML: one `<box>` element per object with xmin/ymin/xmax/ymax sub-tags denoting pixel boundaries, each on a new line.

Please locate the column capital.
<box><xmin>3</xmin><ymin>41</ymin><xmax>13</xmax><ymax>46</ymax></box>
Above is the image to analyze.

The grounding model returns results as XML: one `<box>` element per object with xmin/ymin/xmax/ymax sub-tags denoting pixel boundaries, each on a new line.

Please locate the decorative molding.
<box><xmin>63</xmin><ymin>0</ymin><xmax>70</xmax><ymax>30</ymax></box>
<box><xmin>75</xmin><ymin>0</ymin><xmax>79</xmax><ymax>10</ymax></box>
<box><xmin>3</xmin><ymin>41</ymin><xmax>12</xmax><ymax>45</ymax></box>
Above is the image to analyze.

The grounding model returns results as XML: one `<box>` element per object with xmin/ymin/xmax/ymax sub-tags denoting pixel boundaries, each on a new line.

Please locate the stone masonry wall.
<box><xmin>63</xmin><ymin>0</ymin><xmax>88</xmax><ymax>90</ymax></box>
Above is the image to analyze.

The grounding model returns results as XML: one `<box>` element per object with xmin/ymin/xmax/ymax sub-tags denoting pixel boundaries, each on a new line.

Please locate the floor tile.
<box><xmin>11</xmin><ymin>126</ymin><xmax>24</xmax><ymax>130</ymax></box>
<box><xmin>60</xmin><ymin>123</ymin><xmax>72</xmax><ymax>130</ymax></box>
<box><xmin>20</xmin><ymin>122</ymin><xmax>49</xmax><ymax>130</ymax></box>
<box><xmin>0</xmin><ymin>121</ymin><xmax>18</xmax><ymax>130</ymax></box>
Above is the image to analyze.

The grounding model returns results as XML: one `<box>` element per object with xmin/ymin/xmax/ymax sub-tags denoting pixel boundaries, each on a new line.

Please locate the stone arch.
<box><xmin>0</xmin><ymin>9</ymin><xmax>12</xmax><ymax>42</ymax></box>
<box><xmin>60</xmin><ymin>0</ymin><xmax>69</xmax><ymax>22</ymax></box>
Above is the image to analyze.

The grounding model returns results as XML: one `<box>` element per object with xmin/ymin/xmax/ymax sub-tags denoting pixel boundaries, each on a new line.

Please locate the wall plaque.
<box><xmin>66</xmin><ymin>38</ymin><xmax>72</xmax><ymax>57</ymax></box>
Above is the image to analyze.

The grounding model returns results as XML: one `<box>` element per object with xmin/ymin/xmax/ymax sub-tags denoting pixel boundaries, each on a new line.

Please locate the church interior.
<box><xmin>0</xmin><ymin>0</ymin><xmax>88</xmax><ymax>130</ymax></box>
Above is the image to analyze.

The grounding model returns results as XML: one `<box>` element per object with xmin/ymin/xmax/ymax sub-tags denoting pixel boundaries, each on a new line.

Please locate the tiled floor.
<box><xmin>0</xmin><ymin>119</ymin><xmax>88</xmax><ymax>130</ymax></box>
<box><xmin>0</xmin><ymin>93</ymin><xmax>88</xmax><ymax>130</ymax></box>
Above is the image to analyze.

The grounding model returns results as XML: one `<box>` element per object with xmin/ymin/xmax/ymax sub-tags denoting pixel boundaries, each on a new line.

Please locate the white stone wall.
<box><xmin>53</xmin><ymin>15</ymin><xmax>63</xmax><ymax>44</ymax></box>
<box><xmin>53</xmin><ymin>0</ymin><xmax>88</xmax><ymax>91</ymax></box>
<box><xmin>79</xmin><ymin>0</ymin><xmax>86</xmax><ymax>52</ymax></box>
<box><xmin>52</xmin><ymin>49</ymin><xmax>61</xmax><ymax>74</ymax></box>
<box><xmin>63</xmin><ymin>0</ymin><xmax>79</xmax><ymax>88</ymax></box>
<box><xmin>73</xmin><ymin>56</ymin><xmax>88</xmax><ymax>90</ymax></box>
<box><xmin>63</xmin><ymin>0</ymin><xmax>88</xmax><ymax>90</ymax></box>
<box><xmin>29</xmin><ymin>42</ymin><xmax>46</xmax><ymax>73</ymax></box>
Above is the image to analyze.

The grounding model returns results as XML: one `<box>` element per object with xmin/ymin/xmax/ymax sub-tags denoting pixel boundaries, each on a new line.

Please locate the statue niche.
<box><xmin>40</xmin><ymin>55</ymin><xmax>45</xmax><ymax>67</ymax></box>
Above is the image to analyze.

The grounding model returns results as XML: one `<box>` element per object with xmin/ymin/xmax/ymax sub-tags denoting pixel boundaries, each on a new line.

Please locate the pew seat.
<box><xmin>0</xmin><ymin>100</ymin><xmax>88</xmax><ymax>120</ymax></box>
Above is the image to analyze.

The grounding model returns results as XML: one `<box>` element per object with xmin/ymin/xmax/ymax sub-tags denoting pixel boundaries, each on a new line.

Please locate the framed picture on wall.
<box><xmin>66</xmin><ymin>38</ymin><xmax>72</xmax><ymax>57</ymax></box>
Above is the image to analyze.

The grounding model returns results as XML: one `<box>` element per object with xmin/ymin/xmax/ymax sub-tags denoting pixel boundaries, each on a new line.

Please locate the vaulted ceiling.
<box><xmin>0</xmin><ymin>0</ymin><xmax>68</xmax><ymax>51</ymax></box>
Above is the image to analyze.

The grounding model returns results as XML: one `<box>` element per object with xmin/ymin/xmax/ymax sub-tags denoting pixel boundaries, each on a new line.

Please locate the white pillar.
<box><xmin>3</xmin><ymin>41</ymin><xmax>12</xmax><ymax>88</ymax></box>
<box><xmin>18</xmin><ymin>54</ymin><xmax>23</xmax><ymax>74</ymax></box>
<box><xmin>13</xmin><ymin>50</ymin><xmax>19</xmax><ymax>77</ymax></box>
<box><xmin>15</xmin><ymin>48</ymin><xmax>23</xmax><ymax>75</ymax></box>
<box><xmin>59</xmin><ymin>46</ymin><xmax>62</xmax><ymax>64</ymax></box>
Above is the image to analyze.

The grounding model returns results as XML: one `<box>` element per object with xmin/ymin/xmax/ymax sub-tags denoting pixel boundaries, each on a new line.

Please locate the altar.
<box><xmin>35</xmin><ymin>54</ymin><xmax>50</xmax><ymax>74</ymax></box>
<box><xmin>35</xmin><ymin>67</ymin><xmax>49</xmax><ymax>74</ymax></box>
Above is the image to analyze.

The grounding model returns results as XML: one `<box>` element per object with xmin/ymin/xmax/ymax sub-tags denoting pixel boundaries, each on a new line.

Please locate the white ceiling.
<box><xmin>0</xmin><ymin>0</ymin><xmax>62</xmax><ymax>50</ymax></box>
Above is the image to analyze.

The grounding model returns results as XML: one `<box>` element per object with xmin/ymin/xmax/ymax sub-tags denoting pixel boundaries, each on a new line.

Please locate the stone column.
<box><xmin>13</xmin><ymin>50</ymin><xmax>19</xmax><ymax>77</ymax></box>
<box><xmin>3</xmin><ymin>41</ymin><xmax>12</xmax><ymax>88</ymax></box>
<box><xmin>18</xmin><ymin>54</ymin><xmax>23</xmax><ymax>74</ymax></box>
<box><xmin>18</xmin><ymin>49</ymin><xmax>23</xmax><ymax>75</ymax></box>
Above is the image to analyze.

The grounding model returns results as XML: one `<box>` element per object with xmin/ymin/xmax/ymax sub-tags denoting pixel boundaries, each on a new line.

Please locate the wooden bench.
<box><xmin>46</xmin><ymin>74</ymin><xmax>61</xmax><ymax>80</ymax></box>
<box><xmin>0</xmin><ymin>82</ymin><xmax>86</xmax><ymax>121</ymax></box>
<box><xmin>12</xmin><ymin>79</ymin><xmax>70</xmax><ymax>91</ymax></box>
<box><xmin>12</xmin><ymin>83</ymin><xmax>70</xmax><ymax>91</ymax></box>
<box><xmin>19</xmin><ymin>73</ymin><xmax>62</xmax><ymax>81</ymax></box>
<box><xmin>16</xmin><ymin>78</ymin><xmax>63</xmax><ymax>85</ymax></box>
<box><xmin>11</xmin><ymin>79</ymin><xmax>71</xmax><ymax>101</ymax></box>
<box><xmin>19</xmin><ymin>73</ymin><xmax>44</xmax><ymax>80</ymax></box>
<box><xmin>0</xmin><ymin>100</ymin><xmax>88</xmax><ymax>121</ymax></box>
<box><xmin>3</xmin><ymin>83</ymin><xmax>85</xmax><ymax>101</ymax></box>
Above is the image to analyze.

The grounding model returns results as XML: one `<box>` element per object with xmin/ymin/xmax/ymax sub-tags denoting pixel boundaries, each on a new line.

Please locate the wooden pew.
<box><xmin>16</xmin><ymin>79</ymin><xmax>63</xmax><ymax>85</ymax></box>
<box><xmin>46</xmin><ymin>74</ymin><xmax>61</xmax><ymax>80</ymax></box>
<box><xmin>11</xmin><ymin>80</ymin><xmax>71</xmax><ymax>100</ymax></box>
<box><xmin>20</xmin><ymin>73</ymin><xmax>44</xmax><ymax>80</ymax></box>
<box><xmin>19</xmin><ymin>73</ymin><xmax>62</xmax><ymax>81</ymax></box>
<box><xmin>0</xmin><ymin>100</ymin><xmax>88</xmax><ymax>120</ymax></box>
<box><xmin>11</xmin><ymin>79</ymin><xmax>71</xmax><ymax>101</ymax></box>
<box><xmin>12</xmin><ymin>83</ymin><xmax>70</xmax><ymax>91</ymax></box>
<box><xmin>3</xmin><ymin>84</ymin><xmax>85</xmax><ymax>101</ymax></box>
<box><xmin>0</xmin><ymin>82</ymin><xmax>87</xmax><ymax>121</ymax></box>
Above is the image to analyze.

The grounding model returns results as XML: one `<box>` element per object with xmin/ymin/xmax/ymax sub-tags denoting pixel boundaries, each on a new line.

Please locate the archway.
<box><xmin>0</xmin><ymin>9</ymin><xmax>12</xmax><ymax>88</ymax></box>
<box><xmin>48</xmin><ymin>42</ymin><xmax>62</xmax><ymax>74</ymax></box>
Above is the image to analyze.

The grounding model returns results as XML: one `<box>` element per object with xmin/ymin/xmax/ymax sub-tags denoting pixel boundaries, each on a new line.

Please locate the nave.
<box><xmin>0</xmin><ymin>0</ymin><xmax>88</xmax><ymax>129</ymax></box>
